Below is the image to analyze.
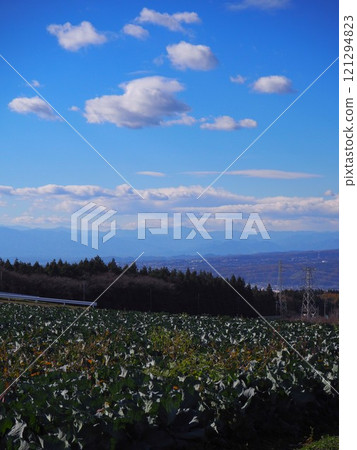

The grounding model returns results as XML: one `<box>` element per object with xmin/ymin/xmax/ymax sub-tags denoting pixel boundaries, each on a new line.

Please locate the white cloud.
<box><xmin>84</xmin><ymin>76</ymin><xmax>189</xmax><ymax>128</ymax></box>
<box><xmin>0</xmin><ymin>183</ymin><xmax>252</xmax><ymax>210</ymax></box>
<box><xmin>186</xmin><ymin>196</ymin><xmax>338</xmax><ymax>220</ymax></box>
<box><xmin>250</xmin><ymin>195</ymin><xmax>338</xmax><ymax>216</ymax></box>
<box><xmin>69</xmin><ymin>105</ymin><xmax>80</xmax><ymax>112</ymax></box>
<box><xmin>228</xmin><ymin>0</ymin><xmax>290</xmax><ymax>11</ymax></box>
<box><xmin>0</xmin><ymin>183</ymin><xmax>338</xmax><ymax>231</ymax></box>
<box><xmin>252</xmin><ymin>75</ymin><xmax>293</xmax><ymax>93</ymax></box>
<box><xmin>47</xmin><ymin>21</ymin><xmax>107</xmax><ymax>51</ymax></box>
<box><xmin>122</xmin><ymin>24</ymin><xmax>149</xmax><ymax>40</ymax></box>
<box><xmin>153</xmin><ymin>54</ymin><xmax>165</xmax><ymax>66</ymax></box>
<box><xmin>136</xmin><ymin>8</ymin><xmax>200</xmax><ymax>32</ymax></box>
<box><xmin>8</xmin><ymin>96</ymin><xmax>57</xmax><ymax>121</ymax></box>
<box><xmin>163</xmin><ymin>113</ymin><xmax>197</xmax><ymax>126</ymax></box>
<box><xmin>324</xmin><ymin>189</ymin><xmax>337</xmax><ymax>197</ymax></box>
<box><xmin>136</xmin><ymin>171</ymin><xmax>166</xmax><ymax>177</ymax></box>
<box><xmin>184</xmin><ymin>169</ymin><xmax>321</xmax><ymax>179</ymax></box>
<box><xmin>262</xmin><ymin>217</ymin><xmax>338</xmax><ymax>232</ymax></box>
<box><xmin>0</xmin><ymin>186</ymin><xmax>13</xmax><ymax>195</ymax></box>
<box><xmin>200</xmin><ymin>116</ymin><xmax>257</xmax><ymax>131</ymax></box>
<box><xmin>31</xmin><ymin>79</ymin><xmax>41</xmax><ymax>88</ymax></box>
<box><xmin>171</xmin><ymin>12</ymin><xmax>201</xmax><ymax>24</ymax></box>
<box><xmin>230</xmin><ymin>74</ymin><xmax>246</xmax><ymax>84</ymax></box>
<box><xmin>11</xmin><ymin>215</ymin><xmax>66</xmax><ymax>226</ymax></box>
<box><xmin>9</xmin><ymin>184</ymin><xmax>113</xmax><ymax>198</ymax></box>
<box><xmin>128</xmin><ymin>69</ymin><xmax>154</xmax><ymax>76</ymax></box>
<box><xmin>166</xmin><ymin>41</ymin><xmax>218</xmax><ymax>71</ymax></box>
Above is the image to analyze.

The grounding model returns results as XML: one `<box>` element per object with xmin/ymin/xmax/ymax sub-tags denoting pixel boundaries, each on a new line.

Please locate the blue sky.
<box><xmin>0</xmin><ymin>0</ymin><xmax>338</xmax><ymax>232</ymax></box>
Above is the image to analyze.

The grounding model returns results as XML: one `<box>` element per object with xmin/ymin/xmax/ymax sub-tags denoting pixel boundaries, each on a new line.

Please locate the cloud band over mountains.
<box><xmin>0</xmin><ymin>183</ymin><xmax>338</xmax><ymax>231</ymax></box>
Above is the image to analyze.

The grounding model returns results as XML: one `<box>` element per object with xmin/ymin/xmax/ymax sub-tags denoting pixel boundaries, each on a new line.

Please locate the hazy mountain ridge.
<box><xmin>0</xmin><ymin>226</ymin><xmax>338</xmax><ymax>262</ymax></box>
<box><xmin>133</xmin><ymin>250</ymin><xmax>338</xmax><ymax>290</ymax></box>
<box><xmin>0</xmin><ymin>227</ymin><xmax>338</xmax><ymax>289</ymax></box>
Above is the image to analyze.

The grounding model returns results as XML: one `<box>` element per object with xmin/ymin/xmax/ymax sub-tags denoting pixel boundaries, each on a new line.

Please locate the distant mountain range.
<box><xmin>134</xmin><ymin>250</ymin><xmax>338</xmax><ymax>290</ymax></box>
<box><xmin>0</xmin><ymin>227</ymin><xmax>338</xmax><ymax>289</ymax></box>
<box><xmin>0</xmin><ymin>226</ymin><xmax>338</xmax><ymax>262</ymax></box>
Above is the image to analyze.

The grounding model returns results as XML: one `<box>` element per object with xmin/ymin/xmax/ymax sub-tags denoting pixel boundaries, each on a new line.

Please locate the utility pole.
<box><xmin>301</xmin><ymin>267</ymin><xmax>317</xmax><ymax>319</ymax></box>
<box><xmin>277</xmin><ymin>261</ymin><xmax>287</xmax><ymax>317</ymax></box>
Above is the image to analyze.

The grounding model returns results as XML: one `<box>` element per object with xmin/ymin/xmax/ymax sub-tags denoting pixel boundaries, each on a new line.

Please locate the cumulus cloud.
<box><xmin>0</xmin><ymin>183</ymin><xmax>338</xmax><ymax>231</ymax></box>
<box><xmin>200</xmin><ymin>116</ymin><xmax>257</xmax><ymax>131</ymax></box>
<box><xmin>228</xmin><ymin>0</ymin><xmax>290</xmax><ymax>11</ymax></box>
<box><xmin>184</xmin><ymin>169</ymin><xmax>321</xmax><ymax>179</ymax></box>
<box><xmin>136</xmin><ymin>8</ymin><xmax>201</xmax><ymax>32</ymax></box>
<box><xmin>7</xmin><ymin>184</ymin><xmax>114</xmax><ymax>198</ymax></box>
<box><xmin>166</xmin><ymin>41</ymin><xmax>218</xmax><ymax>71</ymax></box>
<box><xmin>122</xmin><ymin>24</ymin><xmax>149</xmax><ymax>40</ymax></box>
<box><xmin>187</xmin><ymin>195</ymin><xmax>338</xmax><ymax>219</ymax></box>
<box><xmin>69</xmin><ymin>105</ymin><xmax>80</xmax><ymax>112</ymax></box>
<box><xmin>47</xmin><ymin>21</ymin><xmax>107</xmax><ymax>51</ymax></box>
<box><xmin>84</xmin><ymin>76</ymin><xmax>189</xmax><ymax>128</ymax></box>
<box><xmin>8</xmin><ymin>96</ymin><xmax>57</xmax><ymax>121</ymax></box>
<box><xmin>162</xmin><ymin>113</ymin><xmax>197</xmax><ymax>126</ymax></box>
<box><xmin>230</xmin><ymin>74</ymin><xmax>246</xmax><ymax>84</ymax></box>
<box><xmin>247</xmin><ymin>195</ymin><xmax>338</xmax><ymax>216</ymax></box>
<box><xmin>252</xmin><ymin>75</ymin><xmax>293</xmax><ymax>93</ymax></box>
<box><xmin>136</xmin><ymin>171</ymin><xmax>166</xmax><ymax>177</ymax></box>
<box><xmin>0</xmin><ymin>183</ymin><xmax>250</xmax><ymax>208</ymax></box>
<box><xmin>0</xmin><ymin>186</ymin><xmax>13</xmax><ymax>195</ymax></box>
<box><xmin>11</xmin><ymin>215</ymin><xmax>66</xmax><ymax>226</ymax></box>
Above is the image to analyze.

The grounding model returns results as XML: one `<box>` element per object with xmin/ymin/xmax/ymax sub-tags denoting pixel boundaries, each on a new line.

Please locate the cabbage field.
<box><xmin>0</xmin><ymin>303</ymin><xmax>338</xmax><ymax>449</ymax></box>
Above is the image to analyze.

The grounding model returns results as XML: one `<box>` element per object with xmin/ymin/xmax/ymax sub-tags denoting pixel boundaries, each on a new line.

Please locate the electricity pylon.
<box><xmin>301</xmin><ymin>267</ymin><xmax>317</xmax><ymax>319</ymax></box>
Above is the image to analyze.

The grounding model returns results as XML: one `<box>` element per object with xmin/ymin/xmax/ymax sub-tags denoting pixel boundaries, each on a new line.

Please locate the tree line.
<box><xmin>0</xmin><ymin>256</ymin><xmax>278</xmax><ymax>317</ymax></box>
<box><xmin>0</xmin><ymin>256</ymin><xmax>338</xmax><ymax>317</ymax></box>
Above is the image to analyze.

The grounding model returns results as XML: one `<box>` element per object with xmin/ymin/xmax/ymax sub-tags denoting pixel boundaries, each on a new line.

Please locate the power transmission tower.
<box><xmin>277</xmin><ymin>261</ymin><xmax>287</xmax><ymax>317</ymax></box>
<box><xmin>301</xmin><ymin>267</ymin><xmax>317</xmax><ymax>319</ymax></box>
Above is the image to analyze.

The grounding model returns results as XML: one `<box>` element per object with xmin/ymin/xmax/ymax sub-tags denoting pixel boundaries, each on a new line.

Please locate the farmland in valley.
<box><xmin>0</xmin><ymin>303</ymin><xmax>338</xmax><ymax>449</ymax></box>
